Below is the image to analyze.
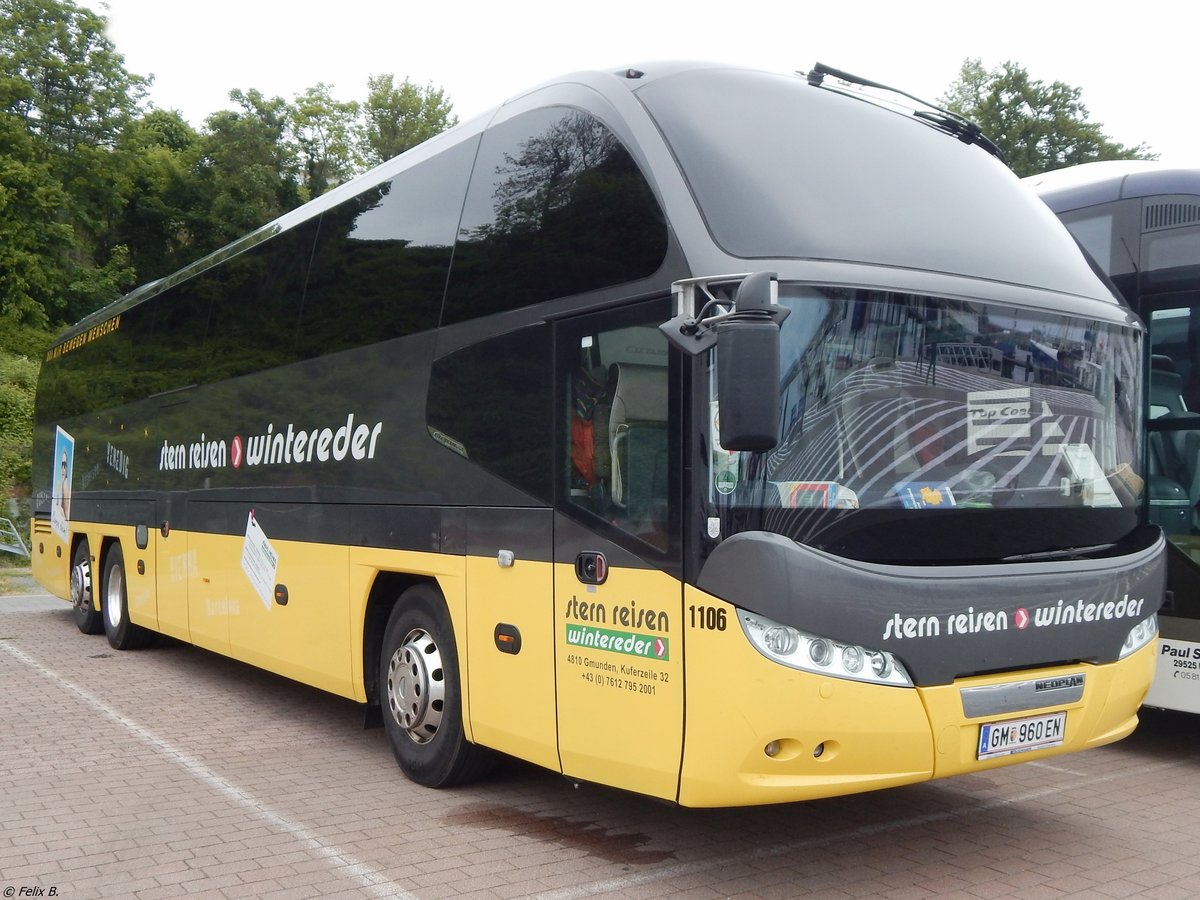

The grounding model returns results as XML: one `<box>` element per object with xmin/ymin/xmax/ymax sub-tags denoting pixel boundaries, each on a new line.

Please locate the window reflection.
<box><xmin>445</xmin><ymin>107</ymin><xmax>667</xmax><ymax>324</ymax></box>
<box><xmin>713</xmin><ymin>286</ymin><xmax>1143</xmax><ymax>561</ymax></box>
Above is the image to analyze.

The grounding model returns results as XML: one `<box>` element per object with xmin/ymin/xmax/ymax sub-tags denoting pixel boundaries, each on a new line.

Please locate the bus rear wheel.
<box><xmin>102</xmin><ymin>544</ymin><xmax>153</xmax><ymax>650</ymax></box>
<box><xmin>379</xmin><ymin>584</ymin><xmax>494</xmax><ymax>787</ymax></box>
<box><xmin>70</xmin><ymin>540</ymin><xmax>102</xmax><ymax>635</ymax></box>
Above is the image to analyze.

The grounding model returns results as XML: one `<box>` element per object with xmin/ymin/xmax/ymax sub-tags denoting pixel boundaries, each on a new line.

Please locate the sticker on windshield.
<box><xmin>777</xmin><ymin>481</ymin><xmax>860</xmax><ymax>509</ymax></box>
<box><xmin>893</xmin><ymin>481</ymin><xmax>956</xmax><ymax>509</ymax></box>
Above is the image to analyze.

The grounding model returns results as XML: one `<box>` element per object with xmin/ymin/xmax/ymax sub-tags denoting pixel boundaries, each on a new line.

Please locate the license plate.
<box><xmin>977</xmin><ymin>711</ymin><xmax>1066</xmax><ymax>760</ymax></box>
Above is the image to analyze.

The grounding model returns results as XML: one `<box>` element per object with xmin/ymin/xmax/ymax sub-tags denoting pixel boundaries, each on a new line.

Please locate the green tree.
<box><xmin>195</xmin><ymin>88</ymin><xmax>304</xmax><ymax>245</ymax></box>
<box><xmin>0</xmin><ymin>0</ymin><xmax>147</xmax><ymax>153</ymax></box>
<box><xmin>0</xmin><ymin>77</ymin><xmax>74</xmax><ymax>326</ymax></box>
<box><xmin>941</xmin><ymin>59</ymin><xmax>1155</xmax><ymax>177</ymax></box>
<box><xmin>111</xmin><ymin>108</ymin><xmax>205</xmax><ymax>281</ymax></box>
<box><xmin>291</xmin><ymin>83</ymin><xmax>362</xmax><ymax>199</ymax></box>
<box><xmin>0</xmin><ymin>317</ymin><xmax>51</xmax><ymax>512</ymax></box>
<box><xmin>360</xmin><ymin>74</ymin><xmax>457</xmax><ymax>166</ymax></box>
<box><xmin>0</xmin><ymin>0</ymin><xmax>148</xmax><ymax>322</ymax></box>
<box><xmin>0</xmin><ymin>350</ymin><xmax>39</xmax><ymax>497</ymax></box>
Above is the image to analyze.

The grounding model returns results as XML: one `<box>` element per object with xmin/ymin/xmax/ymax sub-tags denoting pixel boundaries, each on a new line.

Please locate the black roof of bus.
<box><xmin>57</xmin><ymin>62</ymin><xmax>1130</xmax><ymax>346</ymax></box>
<box><xmin>631</xmin><ymin>64</ymin><xmax>1115</xmax><ymax>305</ymax></box>
<box><xmin>1028</xmin><ymin>161</ymin><xmax>1200</xmax><ymax>212</ymax></box>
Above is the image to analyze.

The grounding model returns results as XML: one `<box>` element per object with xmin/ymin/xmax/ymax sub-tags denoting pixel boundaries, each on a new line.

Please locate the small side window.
<box><xmin>426</xmin><ymin>324</ymin><xmax>553</xmax><ymax>501</ymax></box>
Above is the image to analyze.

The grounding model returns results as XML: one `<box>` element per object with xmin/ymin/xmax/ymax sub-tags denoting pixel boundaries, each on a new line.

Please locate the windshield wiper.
<box><xmin>1002</xmin><ymin>542</ymin><xmax>1116</xmax><ymax>563</ymax></box>
<box><xmin>805</xmin><ymin>62</ymin><xmax>1007</xmax><ymax>165</ymax></box>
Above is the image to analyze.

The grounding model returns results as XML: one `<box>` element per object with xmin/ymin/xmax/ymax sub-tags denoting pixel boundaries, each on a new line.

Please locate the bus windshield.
<box><xmin>708</xmin><ymin>285</ymin><xmax>1144</xmax><ymax>564</ymax></box>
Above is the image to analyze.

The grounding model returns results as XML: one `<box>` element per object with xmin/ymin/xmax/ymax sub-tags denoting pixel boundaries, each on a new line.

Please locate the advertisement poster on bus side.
<box><xmin>50</xmin><ymin>426</ymin><xmax>75</xmax><ymax>541</ymax></box>
<box><xmin>1145</xmin><ymin>637</ymin><xmax>1200</xmax><ymax>715</ymax></box>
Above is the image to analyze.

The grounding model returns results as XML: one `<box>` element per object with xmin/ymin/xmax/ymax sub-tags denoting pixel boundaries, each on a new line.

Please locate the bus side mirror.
<box><xmin>659</xmin><ymin>271</ymin><xmax>789</xmax><ymax>452</ymax></box>
<box><xmin>717</xmin><ymin>272</ymin><xmax>784</xmax><ymax>452</ymax></box>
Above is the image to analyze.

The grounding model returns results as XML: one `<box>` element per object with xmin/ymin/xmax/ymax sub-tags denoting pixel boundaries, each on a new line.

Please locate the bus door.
<box><xmin>1144</xmin><ymin>292</ymin><xmax>1200</xmax><ymax>712</ymax></box>
<box><xmin>1145</xmin><ymin>293</ymin><xmax>1200</xmax><ymax>564</ymax></box>
<box><xmin>552</xmin><ymin>300</ymin><xmax>686</xmax><ymax>801</ymax></box>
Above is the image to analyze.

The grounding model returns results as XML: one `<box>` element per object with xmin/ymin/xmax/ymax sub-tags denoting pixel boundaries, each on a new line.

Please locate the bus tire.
<box><xmin>102</xmin><ymin>543</ymin><xmax>153</xmax><ymax>650</ymax></box>
<box><xmin>70</xmin><ymin>540</ymin><xmax>102</xmax><ymax>635</ymax></box>
<box><xmin>379</xmin><ymin>584</ymin><xmax>494</xmax><ymax>787</ymax></box>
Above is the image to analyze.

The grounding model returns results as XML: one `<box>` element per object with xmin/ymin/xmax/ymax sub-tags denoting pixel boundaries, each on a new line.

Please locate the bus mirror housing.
<box><xmin>717</xmin><ymin>272</ymin><xmax>785</xmax><ymax>451</ymax></box>
<box><xmin>660</xmin><ymin>271</ymin><xmax>789</xmax><ymax>452</ymax></box>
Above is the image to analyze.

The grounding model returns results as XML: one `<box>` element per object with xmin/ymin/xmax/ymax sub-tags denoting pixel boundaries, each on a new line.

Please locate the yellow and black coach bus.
<box><xmin>32</xmin><ymin>62</ymin><xmax>1163</xmax><ymax>806</ymax></box>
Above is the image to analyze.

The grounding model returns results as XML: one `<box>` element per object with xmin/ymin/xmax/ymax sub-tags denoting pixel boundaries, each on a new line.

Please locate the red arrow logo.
<box><xmin>231</xmin><ymin>435</ymin><xmax>244</xmax><ymax>469</ymax></box>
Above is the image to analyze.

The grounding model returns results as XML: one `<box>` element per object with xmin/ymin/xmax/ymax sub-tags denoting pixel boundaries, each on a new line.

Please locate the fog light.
<box><xmin>764</xmin><ymin>740</ymin><xmax>781</xmax><ymax>758</ymax></box>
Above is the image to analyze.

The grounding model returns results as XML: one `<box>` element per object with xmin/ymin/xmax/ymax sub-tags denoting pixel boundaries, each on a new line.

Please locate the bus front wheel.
<box><xmin>379</xmin><ymin>584</ymin><xmax>493</xmax><ymax>787</ymax></box>
<box><xmin>102</xmin><ymin>544</ymin><xmax>153</xmax><ymax>650</ymax></box>
<box><xmin>70</xmin><ymin>540</ymin><xmax>102</xmax><ymax>635</ymax></box>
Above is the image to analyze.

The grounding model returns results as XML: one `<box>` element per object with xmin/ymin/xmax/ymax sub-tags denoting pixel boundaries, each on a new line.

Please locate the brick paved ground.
<box><xmin>3</xmin><ymin>588</ymin><xmax>1199</xmax><ymax>899</ymax></box>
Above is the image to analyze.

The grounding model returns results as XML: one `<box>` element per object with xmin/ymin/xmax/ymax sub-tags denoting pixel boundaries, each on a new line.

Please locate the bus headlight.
<box><xmin>738</xmin><ymin>609</ymin><xmax>913</xmax><ymax>687</ymax></box>
<box><xmin>1118</xmin><ymin>613</ymin><xmax>1158</xmax><ymax>659</ymax></box>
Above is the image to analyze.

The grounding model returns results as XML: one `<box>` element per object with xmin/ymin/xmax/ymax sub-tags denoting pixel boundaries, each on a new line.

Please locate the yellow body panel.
<box><xmin>183</xmin><ymin>532</ymin><xmax>232</xmax><ymax>654</ymax></box>
<box><xmin>555</xmin><ymin>563</ymin><xmax>683</xmax><ymax>801</ymax></box>
<box><xmin>119</xmin><ymin>529</ymin><xmax>157</xmax><ymax>630</ymax></box>
<box><xmin>678</xmin><ymin>585</ymin><xmax>1158</xmax><ymax>807</ymax></box>
<box><xmin>36</xmin><ymin>520</ymin><xmax>1157</xmax><ymax>807</ymax></box>
<box><xmin>464</xmin><ymin>554</ymin><xmax>559</xmax><ymax>770</ymax></box>
<box><xmin>679</xmin><ymin>586</ymin><xmax>933</xmax><ymax>807</ymax></box>
<box><xmin>227</xmin><ymin>536</ymin><xmax>352</xmax><ymax>697</ymax></box>
<box><xmin>156</xmin><ymin>531</ymin><xmax>193</xmax><ymax>642</ymax></box>
<box><xmin>30</xmin><ymin>519</ymin><xmax>69</xmax><ymax>601</ymax></box>
<box><xmin>920</xmin><ymin>637</ymin><xmax>1157</xmax><ymax>777</ymax></box>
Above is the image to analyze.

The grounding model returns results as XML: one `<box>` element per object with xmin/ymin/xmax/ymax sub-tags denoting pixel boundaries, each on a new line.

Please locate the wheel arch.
<box><xmin>362</xmin><ymin>571</ymin><xmax>441</xmax><ymax>709</ymax></box>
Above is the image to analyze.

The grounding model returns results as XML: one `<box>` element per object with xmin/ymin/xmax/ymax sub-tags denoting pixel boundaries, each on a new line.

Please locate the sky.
<box><xmin>91</xmin><ymin>0</ymin><xmax>1198</xmax><ymax>167</ymax></box>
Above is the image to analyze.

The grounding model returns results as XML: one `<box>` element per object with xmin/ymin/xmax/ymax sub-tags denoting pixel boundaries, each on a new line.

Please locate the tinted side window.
<box><xmin>444</xmin><ymin>107</ymin><xmax>667</xmax><ymax>325</ymax></box>
<box><xmin>1143</xmin><ymin>223</ymin><xmax>1200</xmax><ymax>294</ymax></box>
<box><xmin>426</xmin><ymin>324</ymin><xmax>552</xmax><ymax>501</ymax></box>
<box><xmin>207</xmin><ymin>221</ymin><xmax>317</xmax><ymax>379</ymax></box>
<box><xmin>299</xmin><ymin>138</ymin><xmax>478</xmax><ymax>357</ymax></box>
<box><xmin>1060</xmin><ymin>198</ymin><xmax>1141</xmax><ymax>291</ymax></box>
<box><xmin>150</xmin><ymin>271</ymin><xmax>217</xmax><ymax>391</ymax></box>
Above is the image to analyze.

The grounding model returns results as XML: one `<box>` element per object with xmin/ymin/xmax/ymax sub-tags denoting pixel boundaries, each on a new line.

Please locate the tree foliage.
<box><xmin>941</xmin><ymin>59</ymin><xmax>1156</xmax><ymax>177</ymax></box>
<box><xmin>360</xmin><ymin>74</ymin><xmax>458</xmax><ymax>166</ymax></box>
<box><xmin>292</xmin><ymin>83</ymin><xmax>362</xmax><ymax>200</ymax></box>
<box><xmin>0</xmin><ymin>0</ymin><xmax>148</xmax><ymax>323</ymax></box>
<box><xmin>0</xmin><ymin>0</ymin><xmax>460</xmax><ymax>327</ymax></box>
<box><xmin>0</xmin><ymin>350</ymin><xmax>38</xmax><ymax>493</ymax></box>
<box><xmin>0</xmin><ymin>0</ymin><xmax>459</xmax><ymax>502</ymax></box>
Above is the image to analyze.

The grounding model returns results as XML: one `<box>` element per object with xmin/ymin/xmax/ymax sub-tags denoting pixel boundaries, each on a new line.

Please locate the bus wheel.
<box><xmin>70</xmin><ymin>540</ymin><xmax>102</xmax><ymax>635</ymax></box>
<box><xmin>379</xmin><ymin>584</ymin><xmax>494</xmax><ymax>787</ymax></box>
<box><xmin>102</xmin><ymin>544</ymin><xmax>153</xmax><ymax>650</ymax></box>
